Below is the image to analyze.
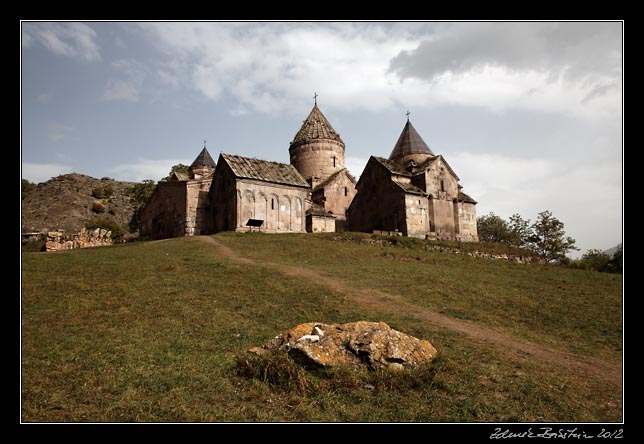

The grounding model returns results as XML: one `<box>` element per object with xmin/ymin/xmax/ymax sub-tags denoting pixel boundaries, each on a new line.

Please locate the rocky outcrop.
<box><xmin>250</xmin><ymin>321</ymin><xmax>437</xmax><ymax>371</ymax></box>
<box><xmin>45</xmin><ymin>228</ymin><xmax>113</xmax><ymax>252</ymax></box>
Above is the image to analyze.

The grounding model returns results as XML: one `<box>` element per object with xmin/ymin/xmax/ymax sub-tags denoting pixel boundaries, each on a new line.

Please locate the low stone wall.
<box><xmin>360</xmin><ymin>237</ymin><xmax>544</xmax><ymax>264</ymax></box>
<box><xmin>45</xmin><ymin>228</ymin><xmax>113</xmax><ymax>252</ymax></box>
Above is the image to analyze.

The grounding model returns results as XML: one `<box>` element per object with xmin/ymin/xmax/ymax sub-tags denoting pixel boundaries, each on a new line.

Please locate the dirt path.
<box><xmin>196</xmin><ymin>235</ymin><xmax>622</xmax><ymax>389</ymax></box>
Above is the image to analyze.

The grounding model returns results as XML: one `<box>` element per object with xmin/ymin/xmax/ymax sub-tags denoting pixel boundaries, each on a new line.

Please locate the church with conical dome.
<box><xmin>347</xmin><ymin>117</ymin><xmax>478</xmax><ymax>241</ymax></box>
<box><xmin>139</xmin><ymin>98</ymin><xmax>477</xmax><ymax>241</ymax></box>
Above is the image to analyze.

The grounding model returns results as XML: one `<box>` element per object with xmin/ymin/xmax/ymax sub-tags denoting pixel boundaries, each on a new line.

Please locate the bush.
<box><xmin>85</xmin><ymin>217</ymin><xmax>125</xmax><ymax>240</ymax></box>
<box><xmin>91</xmin><ymin>202</ymin><xmax>106</xmax><ymax>214</ymax></box>
<box><xmin>91</xmin><ymin>188</ymin><xmax>104</xmax><ymax>199</ymax></box>
<box><xmin>108</xmin><ymin>207</ymin><xmax>116</xmax><ymax>215</ymax></box>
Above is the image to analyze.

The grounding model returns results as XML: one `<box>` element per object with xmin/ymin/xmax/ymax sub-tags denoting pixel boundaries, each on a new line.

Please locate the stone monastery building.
<box><xmin>140</xmin><ymin>101</ymin><xmax>478</xmax><ymax>242</ymax></box>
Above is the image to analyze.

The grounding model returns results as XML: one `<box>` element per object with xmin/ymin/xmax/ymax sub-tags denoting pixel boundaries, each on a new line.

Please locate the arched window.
<box><xmin>271</xmin><ymin>198</ymin><xmax>274</xmax><ymax>210</ymax></box>
<box><xmin>344</xmin><ymin>186</ymin><xmax>348</xmax><ymax>197</ymax></box>
<box><xmin>440</xmin><ymin>180</ymin><xmax>445</xmax><ymax>192</ymax></box>
<box><xmin>333</xmin><ymin>156</ymin><xmax>336</xmax><ymax>168</ymax></box>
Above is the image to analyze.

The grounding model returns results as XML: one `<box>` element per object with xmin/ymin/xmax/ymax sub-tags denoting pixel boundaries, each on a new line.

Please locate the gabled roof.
<box><xmin>306</xmin><ymin>203</ymin><xmax>336</xmax><ymax>218</ymax></box>
<box><xmin>313</xmin><ymin>168</ymin><xmax>357</xmax><ymax>191</ymax></box>
<box><xmin>388</xmin><ymin>120</ymin><xmax>434</xmax><ymax>161</ymax></box>
<box><xmin>372</xmin><ymin>156</ymin><xmax>411</xmax><ymax>176</ymax></box>
<box><xmin>170</xmin><ymin>172</ymin><xmax>190</xmax><ymax>181</ymax></box>
<box><xmin>393</xmin><ymin>181</ymin><xmax>426</xmax><ymax>195</ymax></box>
<box><xmin>291</xmin><ymin>104</ymin><xmax>343</xmax><ymax>145</ymax></box>
<box><xmin>190</xmin><ymin>147</ymin><xmax>216</xmax><ymax>168</ymax></box>
<box><xmin>457</xmin><ymin>191</ymin><xmax>477</xmax><ymax>204</ymax></box>
<box><xmin>220</xmin><ymin>153</ymin><xmax>310</xmax><ymax>188</ymax></box>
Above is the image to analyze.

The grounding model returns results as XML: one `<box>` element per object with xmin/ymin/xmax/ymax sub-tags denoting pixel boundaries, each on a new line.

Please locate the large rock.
<box><xmin>250</xmin><ymin>321</ymin><xmax>437</xmax><ymax>371</ymax></box>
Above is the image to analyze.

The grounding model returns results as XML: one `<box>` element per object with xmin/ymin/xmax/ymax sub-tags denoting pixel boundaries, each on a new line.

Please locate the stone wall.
<box><xmin>236</xmin><ymin>179</ymin><xmax>308</xmax><ymax>233</ymax></box>
<box><xmin>139</xmin><ymin>181</ymin><xmax>187</xmax><ymax>240</ymax></box>
<box><xmin>307</xmin><ymin>214</ymin><xmax>336</xmax><ymax>233</ymax></box>
<box><xmin>185</xmin><ymin>178</ymin><xmax>213</xmax><ymax>236</ymax></box>
<box><xmin>312</xmin><ymin>169</ymin><xmax>356</xmax><ymax>231</ymax></box>
<box><xmin>289</xmin><ymin>140</ymin><xmax>345</xmax><ymax>182</ymax></box>
<box><xmin>45</xmin><ymin>228</ymin><xmax>113</xmax><ymax>252</ymax></box>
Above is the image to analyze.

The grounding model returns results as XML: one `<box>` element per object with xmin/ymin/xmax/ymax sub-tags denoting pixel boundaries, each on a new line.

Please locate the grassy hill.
<box><xmin>21</xmin><ymin>232</ymin><xmax>623</xmax><ymax>422</ymax></box>
<box><xmin>21</xmin><ymin>173</ymin><xmax>140</xmax><ymax>236</ymax></box>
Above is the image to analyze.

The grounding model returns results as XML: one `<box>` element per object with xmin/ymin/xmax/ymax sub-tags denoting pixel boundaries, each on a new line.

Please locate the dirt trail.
<box><xmin>196</xmin><ymin>235</ymin><xmax>622</xmax><ymax>389</ymax></box>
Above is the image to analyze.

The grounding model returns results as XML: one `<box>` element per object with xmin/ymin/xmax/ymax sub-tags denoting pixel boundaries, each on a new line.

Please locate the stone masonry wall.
<box><xmin>290</xmin><ymin>140</ymin><xmax>345</xmax><ymax>182</ymax></box>
<box><xmin>45</xmin><ymin>228</ymin><xmax>113</xmax><ymax>252</ymax></box>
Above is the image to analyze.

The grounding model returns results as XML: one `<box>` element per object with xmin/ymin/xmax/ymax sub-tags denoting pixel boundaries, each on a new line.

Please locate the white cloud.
<box><xmin>450</xmin><ymin>152</ymin><xmax>622</xmax><ymax>256</ymax></box>
<box><xmin>110</xmin><ymin>158</ymin><xmax>191</xmax><ymax>182</ymax></box>
<box><xmin>22</xmin><ymin>162</ymin><xmax>74</xmax><ymax>183</ymax></box>
<box><xmin>135</xmin><ymin>22</ymin><xmax>621</xmax><ymax>121</ymax></box>
<box><xmin>103</xmin><ymin>59</ymin><xmax>147</xmax><ymax>102</ymax></box>
<box><xmin>47</xmin><ymin>124</ymin><xmax>76</xmax><ymax>142</ymax></box>
<box><xmin>21</xmin><ymin>22</ymin><xmax>100</xmax><ymax>61</ymax></box>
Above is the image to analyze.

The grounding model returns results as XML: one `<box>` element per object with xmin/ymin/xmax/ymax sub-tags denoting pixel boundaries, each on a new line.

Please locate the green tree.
<box><xmin>161</xmin><ymin>164</ymin><xmax>190</xmax><ymax>181</ymax></box>
<box><xmin>476</xmin><ymin>212</ymin><xmax>513</xmax><ymax>244</ymax></box>
<box><xmin>126</xmin><ymin>179</ymin><xmax>157</xmax><ymax>233</ymax></box>
<box><xmin>22</xmin><ymin>179</ymin><xmax>37</xmax><ymax>200</ymax></box>
<box><xmin>607</xmin><ymin>244</ymin><xmax>622</xmax><ymax>274</ymax></box>
<box><xmin>581</xmin><ymin>249</ymin><xmax>612</xmax><ymax>272</ymax></box>
<box><xmin>529</xmin><ymin>210</ymin><xmax>578</xmax><ymax>262</ymax></box>
<box><xmin>508</xmin><ymin>213</ymin><xmax>532</xmax><ymax>248</ymax></box>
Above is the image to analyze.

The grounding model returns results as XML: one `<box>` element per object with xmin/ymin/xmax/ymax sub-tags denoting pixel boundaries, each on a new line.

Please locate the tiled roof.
<box><xmin>170</xmin><ymin>172</ymin><xmax>189</xmax><ymax>181</ymax></box>
<box><xmin>458</xmin><ymin>191</ymin><xmax>477</xmax><ymax>204</ymax></box>
<box><xmin>313</xmin><ymin>168</ymin><xmax>357</xmax><ymax>191</ymax></box>
<box><xmin>372</xmin><ymin>156</ymin><xmax>411</xmax><ymax>176</ymax></box>
<box><xmin>393</xmin><ymin>181</ymin><xmax>426</xmax><ymax>195</ymax></box>
<box><xmin>221</xmin><ymin>153</ymin><xmax>310</xmax><ymax>188</ymax></box>
<box><xmin>389</xmin><ymin>120</ymin><xmax>434</xmax><ymax>161</ymax></box>
<box><xmin>292</xmin><ymin>104</ymin><xmax>343</xmax><ymax>145</ymax></box>
<box><xmin>306</xmin><ymin>204</ymin><xmax>336</xmax><ymax>218</ymax></box>
<box><xmin>190</xmin><ymin>147</ymin><xmax>216</xmax><ymax>168</ymax></box>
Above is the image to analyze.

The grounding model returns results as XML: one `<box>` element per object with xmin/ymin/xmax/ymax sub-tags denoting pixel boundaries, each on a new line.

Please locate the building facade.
<box><xmin>347</xmin><ymin>119</ymin><xmax>478</xmax><ymax>241</ymax></box>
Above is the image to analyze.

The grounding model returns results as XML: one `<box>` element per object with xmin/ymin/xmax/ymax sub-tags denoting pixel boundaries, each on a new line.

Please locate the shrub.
<box><xmin>91</xmin><ymin>188</ymin><xmax>104</xmax><ymax>199</ymax></box>
<box><xmin>108</xmin><ymin>207</ymin><xmax>116</xmax><ymax>215</ymax></box>
<box><xmin>91</xmin><ymin>202</ymin><xmax>106</xmax><ymax>213</ymax></box>
<box><xmin>85</xmin><ymin>217</ymin><xmax>125</xmax><ymax>240</ymax></box>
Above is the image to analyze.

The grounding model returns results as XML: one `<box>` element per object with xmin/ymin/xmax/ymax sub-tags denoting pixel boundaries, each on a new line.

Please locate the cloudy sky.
<box><xmin>21</xmin><ymin>21</ymin><xmax>622</xmax><ymax>255</ymax></box>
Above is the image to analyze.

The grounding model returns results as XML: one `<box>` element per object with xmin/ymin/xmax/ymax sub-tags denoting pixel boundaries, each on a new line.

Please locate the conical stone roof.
<box><xmin>190</xmin><ymin>147</ymin><xmax>216</xmax><ymax>168</ymax></box>
<box><xmin>388</xmin><ymin>120</ymin><xmax>434</xmax><ymax>161</ymax></box>
<box><xmin>292</xmin><ymin>104</ymin><xmax>343</xmax><ymax>145</ymax></box>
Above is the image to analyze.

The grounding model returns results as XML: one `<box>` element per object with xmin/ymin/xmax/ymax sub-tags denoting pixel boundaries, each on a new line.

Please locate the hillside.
<box><xmin>21</xmin><ymin>173</ymin><xmax>140</xmax><ymax>235</ymax></box>
<box><xmin>21</xmin><ymin>232</ymin><xmax>622</xmax><ymax>423</ymax></box>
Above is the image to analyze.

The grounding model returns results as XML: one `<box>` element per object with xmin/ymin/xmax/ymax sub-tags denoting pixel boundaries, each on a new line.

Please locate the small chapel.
<box><xmin>139</xmin><ymin>98</ymin><xmax>478</xmax><ymax>242</ymax></box>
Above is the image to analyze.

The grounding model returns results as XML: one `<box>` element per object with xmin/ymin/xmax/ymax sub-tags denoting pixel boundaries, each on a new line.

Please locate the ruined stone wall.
<box><xmin>235</xmin><ymin>179</ymin><xmax>309</xmax><ymax>233</ymax></box>
<box><xmin>45</xmin><ymin>228</ymin><xmax>113</xmax><ymax>252</ymax></box>
<box><xmin>290</xmin><ymin>139</ymin><xmax>345</xmax><ymax>182</ymax></box>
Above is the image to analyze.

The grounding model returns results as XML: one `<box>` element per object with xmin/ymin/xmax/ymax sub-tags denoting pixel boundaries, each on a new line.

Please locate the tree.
<box><xmin>581</xmin><ymin>249</ymin><xmax>612</xmax><ymax>272</ymax></box>
<box><xmin>529</xmin><ymin>210</ymin><xmax>578</xmax><ymax>262</ymax></box>
<box><xmin>22</xmin><ymin>179</ymin><xmax>37</xmax><ymax>200</ymax></box>
<box><xmin>161</xmin><ymin>164</ymin><xmax>190</xmax><ymax>181</ymax></box>
<box><xmin>476</xmin><ymin>212</ymin><xmax>513</xmax><ymax>244</ymax></box>
<box><xmin>508</xmin><ymin>213</ymin><xmax>532</xmax><ymax>248</ymax></box>
<box><xmin>607</xmin><ymin>244</ymin><xmax>622</xmax><ymax>274</ymax></box>
<box><xmin>126</xmin><ymin>180</ymin><xmax>157</xmax><ymax>233</ymax></box>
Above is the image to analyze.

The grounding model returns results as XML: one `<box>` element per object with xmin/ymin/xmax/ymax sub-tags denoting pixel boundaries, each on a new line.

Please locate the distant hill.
<box><xmin>21</xmin><ymin>173</ymin><xmax>141</xmax><ymax>236</ymax></box>
<box><xmin>603</xmin><ymin>244</ymin><xmax>622</xmax><ymax>257</ymax></box>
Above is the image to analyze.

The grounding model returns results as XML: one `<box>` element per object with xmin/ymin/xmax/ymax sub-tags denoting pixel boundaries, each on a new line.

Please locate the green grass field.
<box><xmin>21</xmin><ymin>232</ymin><xmax>622</xmax><ymax>422</ymax></box>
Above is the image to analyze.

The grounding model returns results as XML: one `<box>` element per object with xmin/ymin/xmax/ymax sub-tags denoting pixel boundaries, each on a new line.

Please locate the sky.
<box><xmin>21</xmin><ymin>21</ymin><xmax>623</xmax><ymax>256</ymax></box>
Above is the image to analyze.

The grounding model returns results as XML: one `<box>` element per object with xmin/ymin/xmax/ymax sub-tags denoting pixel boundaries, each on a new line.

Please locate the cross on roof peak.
<box><xmin>405</xmin><ymin>110</ymin><xmax>411</xmax><ymax>121</ymax></box>
<box><xmin>314</xmin><ymin>92</ymin><xmax>318</xmax><ymax>105</ymax></box>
